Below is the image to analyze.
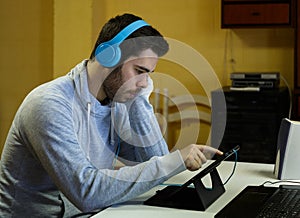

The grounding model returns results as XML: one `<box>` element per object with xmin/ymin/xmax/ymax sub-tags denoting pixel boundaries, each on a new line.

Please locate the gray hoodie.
<box><xmin>0</xmin><ymin>60</ymin><xmax>185</xmax><ymax>217</ymax></box>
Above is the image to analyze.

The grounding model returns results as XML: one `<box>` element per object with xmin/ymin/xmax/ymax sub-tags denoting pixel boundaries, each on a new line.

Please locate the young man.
<box><xmin>0</xmin><ymin>13</ymin><xmax>222</xmax><ymax>217</ymax></box>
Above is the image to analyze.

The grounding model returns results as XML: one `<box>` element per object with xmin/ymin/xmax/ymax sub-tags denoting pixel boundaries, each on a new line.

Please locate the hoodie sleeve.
<box><xmin>115</xmin><ymin>77</ymin><xmax>170</xmax><ymax>164</ymax></box>
<box><xmin>18</xmin><ymin>88</ymin><xmax>185</xmax><ymax>213</ymax></box>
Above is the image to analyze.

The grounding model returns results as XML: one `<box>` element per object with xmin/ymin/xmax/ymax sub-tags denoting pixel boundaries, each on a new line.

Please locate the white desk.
<box><xmin>92</xmin><ymin>161</ymin><xmax>277</xmax><ymax>218</ymax></box>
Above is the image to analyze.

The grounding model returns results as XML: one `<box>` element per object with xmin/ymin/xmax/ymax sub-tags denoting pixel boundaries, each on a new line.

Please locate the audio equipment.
<box><xmin>230</xmin><ymin>72</ymin><xmax>280</xmax><ymax>89</ymax></box>
<box><xmin>95</xmin><ymin>20</ymin><xmax>150</xmax><ymax>68</ymax></box>
<box><xmin>274</xmin><ymin>118</ymin><xmax>300</xmax><ymax>180</ymax></box>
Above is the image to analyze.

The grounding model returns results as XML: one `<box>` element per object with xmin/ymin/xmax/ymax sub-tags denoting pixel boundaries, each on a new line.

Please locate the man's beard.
<box><xmin>102</xmin><ymin>66</ymin><xmax>124</xmax><ymax>102</ymax></box>
<box><xmin>102</xmin><ymin>66</ymin><xmax>143</xmax><ymax>103</ymax></box>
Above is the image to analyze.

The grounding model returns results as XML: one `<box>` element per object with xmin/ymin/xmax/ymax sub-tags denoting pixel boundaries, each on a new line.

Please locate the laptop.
<box><xmin>215</xmin><ymin>184</ymin><xmax>300</xmax><ymax>218</ymax></box>
<box><xmin>144</xmin><ymin>146</ymin><xmax>240</xmax><ymax>211</ymax></box>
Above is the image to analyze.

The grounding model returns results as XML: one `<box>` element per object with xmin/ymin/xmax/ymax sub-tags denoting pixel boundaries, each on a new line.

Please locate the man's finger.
<box><xmin>201</xmin><ymin>145</ymin><xmax>223</xmax><ymax>158</ymax></box>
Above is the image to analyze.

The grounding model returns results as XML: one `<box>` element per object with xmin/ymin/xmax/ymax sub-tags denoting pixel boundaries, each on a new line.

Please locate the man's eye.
<box><xmin>135</xmin><ymin>68</ymin><xmax>146</xmax><ymax>74</ymax></box>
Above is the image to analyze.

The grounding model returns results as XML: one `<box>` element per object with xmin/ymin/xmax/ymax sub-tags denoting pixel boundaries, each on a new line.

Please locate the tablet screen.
<box><xmin>176</xmin><ymin>145</ymin><xmax>240</xmax><ymax>191</ymax></box>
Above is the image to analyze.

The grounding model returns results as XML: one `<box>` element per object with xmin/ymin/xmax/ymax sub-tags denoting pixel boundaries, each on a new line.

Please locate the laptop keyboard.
<box><xmin>257</xmin><ymin>188</ymin><xmax>300</xmax><ymax>218</ymax></box>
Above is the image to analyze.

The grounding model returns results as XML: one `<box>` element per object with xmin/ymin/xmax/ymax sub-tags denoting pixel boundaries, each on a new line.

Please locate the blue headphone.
<box><xmin>95</xmin><ymin>20</ymin><xmax>150</xmax><ymax>68</ymax></box>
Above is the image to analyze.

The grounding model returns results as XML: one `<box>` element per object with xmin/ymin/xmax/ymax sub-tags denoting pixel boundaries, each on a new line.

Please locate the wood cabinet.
<box><xmin>222</xmin><ymin>0</ymin><xmax>294</xmax><ymax>28</ymax></box>
<box><xmin>221</xmin><ymin>0</ymin><xmax>300</xmax><ymax>120</ymax></box>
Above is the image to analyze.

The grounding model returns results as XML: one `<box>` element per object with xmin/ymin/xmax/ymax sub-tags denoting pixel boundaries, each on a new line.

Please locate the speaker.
<box><xmin>95</xmin><ymin>20</ymin><xmax>150</xmax><ymax>68</ymax></box>
<box><xmin>211</xmin><ymin>87</ymin><xmax>290</xmax><ymax>163</ymax></box>
<box><xmin>274</xmin><ymin>118</ymin><xmax>300</xmax><ymax>180</ymax></box>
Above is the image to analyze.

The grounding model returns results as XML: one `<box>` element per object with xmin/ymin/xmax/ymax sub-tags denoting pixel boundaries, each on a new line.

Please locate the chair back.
<box><xmin>152</xmin><ymin>88</ymin><xmax>211</xmax><ymax>150</ymax></box>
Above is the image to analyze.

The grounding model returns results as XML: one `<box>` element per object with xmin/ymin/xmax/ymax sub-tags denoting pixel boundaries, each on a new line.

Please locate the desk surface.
<box><xmin>92</xmin><ymin>161</ymin><xmax>277</xmax><ymax>218</ymax></box>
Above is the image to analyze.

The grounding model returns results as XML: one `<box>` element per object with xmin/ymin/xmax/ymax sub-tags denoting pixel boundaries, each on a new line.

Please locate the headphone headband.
<box><xmin>108</xmin><ymin>20</ymin><xmax>150</xmax><ymax>46</ymax></box>
<box><xmin>95</xmin><ymin>20</ymin><xmax>150</xmax><ymax>68</ymax></box>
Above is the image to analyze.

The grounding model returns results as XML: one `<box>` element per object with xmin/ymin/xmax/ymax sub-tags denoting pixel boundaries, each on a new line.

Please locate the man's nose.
<box><xmin>136</xmin><ymin>74</ymin><xmax>148</xmax><ymax>88</ymax></box>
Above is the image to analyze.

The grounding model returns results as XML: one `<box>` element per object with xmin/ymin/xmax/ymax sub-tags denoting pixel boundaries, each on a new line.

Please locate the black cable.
<box><xmin>223</xmin><ymin>148</ymin><xmax>238</xmax><ymax>185</ymax></box>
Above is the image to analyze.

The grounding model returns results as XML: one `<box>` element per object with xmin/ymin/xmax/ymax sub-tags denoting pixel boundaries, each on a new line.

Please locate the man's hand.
<box><xmin>180</xmin><ymin>144</ymin><xmax>223</xmax><ymax>171</ymax></box>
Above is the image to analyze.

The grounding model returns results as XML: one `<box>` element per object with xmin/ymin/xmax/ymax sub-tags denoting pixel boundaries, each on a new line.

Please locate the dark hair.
<box><xmin>89</xmin><ymin>13</ymin><xmax>169</xmax><ymax>62</ymax></box>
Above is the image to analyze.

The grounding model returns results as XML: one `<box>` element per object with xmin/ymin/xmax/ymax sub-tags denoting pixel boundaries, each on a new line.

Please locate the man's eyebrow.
<box><xmin>136</xmin><ymin>65</ymin><xmax>153</xmax><ymax>73</ymax></box>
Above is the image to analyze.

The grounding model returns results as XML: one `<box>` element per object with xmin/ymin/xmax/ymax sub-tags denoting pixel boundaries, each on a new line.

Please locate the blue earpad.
<box><xmin>95</xmin><ymin>20</ymin><xmax>150</xmax><ymax>68</ymax></box>
<box><xmin>95</xmin><ymin>43</ymin><xmax>121</xmax><ymax>68</ymax></box>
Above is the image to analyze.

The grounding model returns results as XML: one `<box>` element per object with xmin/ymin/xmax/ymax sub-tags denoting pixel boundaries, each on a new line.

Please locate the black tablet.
<box><xmin>169</xmin><ymin>145</ymin><xmax>240</xmax><ymax>196</ymax></box>
<box><xmin>144</xmin><ymin>145</ymin><xmax>240</xmax><ymax>211</ymax></box>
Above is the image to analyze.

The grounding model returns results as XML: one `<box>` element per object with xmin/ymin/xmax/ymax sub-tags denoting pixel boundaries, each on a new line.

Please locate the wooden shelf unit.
<box><xmin>221</xmin><ymin>0</ymin><xmax>300</xmax><ymax>120</ymax></box>
<box><xmin>221</xmin><ymin>0</ymin><xmax>294</xmax><ymax>28</ymax></box>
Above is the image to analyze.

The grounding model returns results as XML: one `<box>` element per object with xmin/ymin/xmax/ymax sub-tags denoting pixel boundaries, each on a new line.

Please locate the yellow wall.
<box><xmin>53</xmin><ymin>0</ymin><xmax>93</xmax><ymax>76</ymax></box>
<box><xmin>0</xmin><ymin>0</ymin><xmax>53</xmax><ymax>152</ymax></box>
<box><xmin>0</xmin><ymin>0</ymin><xmax>294</xmax><ymax>153</ymax></box>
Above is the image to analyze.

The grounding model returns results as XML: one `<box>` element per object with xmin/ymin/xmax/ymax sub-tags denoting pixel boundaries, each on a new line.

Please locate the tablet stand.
<box><xmin>193</xmin><ymin>168</ymin><xmax>225</xmax><ymax>210</ymax></box>
<box><xmin>144</xmin><ymin>168</ymin><xmax>225</xmax><ymax>211</ymax></box>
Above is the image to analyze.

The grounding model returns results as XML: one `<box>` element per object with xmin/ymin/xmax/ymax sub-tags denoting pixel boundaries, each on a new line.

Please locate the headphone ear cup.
<box><xmin>94</xmin><ymin>20</ymin><xmax>149</xmax><ymax>67</ymax></box>
<box><xmin>95</xmin><ymin>43</ymin><xmax>121</xmax><ymax>68</ymax></box>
